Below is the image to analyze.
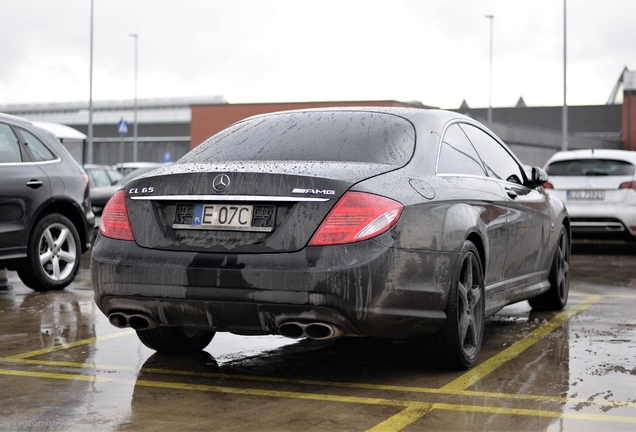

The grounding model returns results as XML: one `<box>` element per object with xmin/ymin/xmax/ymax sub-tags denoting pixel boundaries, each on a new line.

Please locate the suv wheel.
<box><xmin>18</xmin><ymin>213</ymin><xmax>81</xmax><ymax>292</ymax></box>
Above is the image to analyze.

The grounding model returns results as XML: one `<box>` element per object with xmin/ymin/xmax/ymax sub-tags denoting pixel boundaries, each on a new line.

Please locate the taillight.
<box><xmin>308</xmin><ymin>192</ymin><xmax>403</xmax><ymax>246</ymax></box>
<box><xmin>543</xmin><ymin>182</ymin><xmax>554</xmax><ymax>189</ymax></box>
<box><xmin>99</xmin><ymin>190</ymin><xmax>135</xmax><ymax>241</ymax></box>
<box><xmin>619</xmin><ymin>182</ymin><xmax>636</xmax><ymax>191</ymax></box>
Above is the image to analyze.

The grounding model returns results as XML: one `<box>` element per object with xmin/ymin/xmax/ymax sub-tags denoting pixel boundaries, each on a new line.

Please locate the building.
<box><xmin>2</xmin><ymin>70</ymin><xmax>635</xmax><ymax>167</ymax></box>
<box><xmin>0</xmin><ymin>96</ymin><xmax>226</xmax><ymax>165</ymax></box>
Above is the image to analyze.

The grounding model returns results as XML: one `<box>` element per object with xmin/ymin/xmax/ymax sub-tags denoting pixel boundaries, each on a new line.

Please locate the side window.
<box><xmin>437</xmin><ymin>124</ymin><xmax>487</xmax><ymax>176</ymax></box>
<box><xmin>460</xmin><ymin>124</ymin><xmax>525</xmax><ymax>184</ymax></box>
<box><xmin>18</xmin><ymin>128</ymin><xmax>56</xmax><ymax>162</ymax></box>
<box><xmin>0</xmin><ymin>123</ymin><xmax>22</xmax><ymax>163</ymax></box>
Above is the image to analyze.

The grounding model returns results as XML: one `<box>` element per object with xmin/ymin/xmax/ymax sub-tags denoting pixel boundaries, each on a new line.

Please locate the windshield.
<box><xmin>546</xmin><ymin>159</ymin><xmax>635</xmax><ymax>176</ymax></box>
<box><xmin>179</xmin><ymin>111</ymin><xmax>415</xmax><ymax>166</ymax></box>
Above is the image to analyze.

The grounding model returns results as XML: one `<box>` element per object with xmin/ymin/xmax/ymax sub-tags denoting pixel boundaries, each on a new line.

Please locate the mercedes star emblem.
<box><xmin>212</xmin><ymin>174</ymin><xmax>231</xmax><ymax>192</ymax></box>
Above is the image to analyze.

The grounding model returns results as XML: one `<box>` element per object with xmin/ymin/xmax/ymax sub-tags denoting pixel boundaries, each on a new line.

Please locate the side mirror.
<box><xmin>528</xmin><ymin>166</ymin><xmax>549</xmax><ymax>188</ymax></box>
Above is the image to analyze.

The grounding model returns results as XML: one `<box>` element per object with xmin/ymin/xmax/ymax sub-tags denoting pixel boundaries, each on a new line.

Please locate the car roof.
<box><xmin>546</xmin><ymin>149</ymin><xmax>636</xmax><ymax>165</ymax></box>
<box><xmin>0</xmin><ymin>112</ymin><xmax>33</xmax><ymax>125</ymax></box>
<box><xmin>85</xmin><ymin>163</ymin><xmax>117</xmax><ymax>169</ymax></box>
<box><xmin>113</xmin><ymin>162</ymin><xmax>163</xmax><ymax>167</ymax></box>
<box><xmin>239</xmin><ymin>106</ymin><xmax>468</xmax><ymax>125</ymax></box>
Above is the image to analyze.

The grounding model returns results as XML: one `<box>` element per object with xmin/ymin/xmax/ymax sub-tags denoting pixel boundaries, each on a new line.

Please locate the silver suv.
<box><xmin>0</xmin><ymin>113</ymin><xmax>95</xmax><ymax>291</ymax></box>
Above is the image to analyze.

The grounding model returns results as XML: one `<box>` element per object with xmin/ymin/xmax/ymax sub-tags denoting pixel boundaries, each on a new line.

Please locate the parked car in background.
<box><xmin>0</xmin><ymin>113</ymin><xmax>94</xmax><ymax>291</ymax></box>
<box><xmin>113</xmin><ymin>162</ymin><xmax>165</xmax><ymax>176</ymax></box>
<box><xmin>90</xmin><ymin>164</ymin><xmax>164</xmax><ymax>214</ymax></box>
<box><xmin>84</xmin><ymin>164</ymin><xmax>123</xmax><ymax>187</ymax></box>
<box><xmin>92</xmin><ymin>108</ymin><xmax>570</xmax><ymax>370</ymax></box>
<box><xmin>544</xmin><ymin>149</ymin><xmax>636</xmax><ymax>241</ymax></box>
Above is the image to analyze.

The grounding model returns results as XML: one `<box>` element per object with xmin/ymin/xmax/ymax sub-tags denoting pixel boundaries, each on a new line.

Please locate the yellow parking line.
<box><xmin>0</xmin><ymin>293</ymin><xmax>621</xmax><ymax>431</ymax></box>
<box><xmin>373</xmin><ymin>295</ymin><xmax>604</xmax><ymax>430</ymax></box>
<box><xmin>441</xmin><ymin>295</ymin><xmax>603</xmax><ymax>392</ymax></box>
<box><xmin>1</xmin><ymin>367</ymin><xmax>635</xmax><ymax>427</ymax></box>
<box><xmin>366</xmin><ymin>404</ymin><xmax>433</xmax><ymax>432</ymax></box>
<box><xmin>4</xmin><ymin>330</ymin><xmax>134</xmax><ymax>360</ymax></box>
<box><xmin>0</xmin><ymin>367</ymin><xmax>409</xmax><ymax>407</ymax></box>
<box><xmin>569</xmin><ymin>293</ymin><xmax>635</xmax><ymax>298</ymax></box>
<box><xmin>4</xmin><ymin>356</ymin><xmax>635</xmax><ymax>409</ymax></box>
<box><xmin>432</xmin><ymin>402</ymin><xmax>636</xmax><ymax>425</ymax></box>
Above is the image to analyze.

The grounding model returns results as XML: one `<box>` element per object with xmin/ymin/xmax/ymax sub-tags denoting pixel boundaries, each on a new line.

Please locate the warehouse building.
<box><xmin>1</xmin><ymin>69</ymin><xmax>634</xmax><ymax>167</ymax></box>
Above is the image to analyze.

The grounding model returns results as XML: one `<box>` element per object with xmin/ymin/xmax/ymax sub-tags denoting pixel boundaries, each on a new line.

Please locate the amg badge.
<box><xmin>292</xmin><ymin>188</ymin><xmax>335</xmax><ymax>195</ymax></box>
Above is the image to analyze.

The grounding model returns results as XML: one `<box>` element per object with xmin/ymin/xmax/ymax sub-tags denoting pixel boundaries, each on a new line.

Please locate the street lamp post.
<box><xmin>562</xmin><ymin>0</ymin><xmax>568</xmax><ymax>151</ymax></box>
<box><xmin>87</xmin><ymin>0</ymin><xmax>94</xmax><ymax>164</ymax></box>
<box><xmin>485</xmin><ymin>15</ymin><xmax>494</xmax><ymax>125</ymax></box>
<box><xmin>129</xmin><ymin>33</ymin><xmax>138</xmax><ymax>162</ymax></box>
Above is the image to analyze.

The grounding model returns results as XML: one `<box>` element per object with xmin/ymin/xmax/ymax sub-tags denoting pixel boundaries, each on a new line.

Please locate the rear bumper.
<box><xmin>570</xmin><ymin>217</ymin><xmax>636</xmax><ymax>240</ymax></box>
<box><xmin>91</xmin><ymin>234</ymin><xmax>454</xmax><ymax>339</ymax></box>
<box><xmin>564</xmin><ymin>202</ymin><xmax>636</xmax><ymax>240</ymax></box>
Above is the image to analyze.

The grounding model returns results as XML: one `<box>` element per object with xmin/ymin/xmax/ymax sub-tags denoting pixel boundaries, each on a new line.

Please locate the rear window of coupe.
<box><xmin>182</xmin><ymin>111</ymin><xmax>416</xmax><ymax>166</ymax></box>
<box><xmin>546</xmin><ymin>159</ymin><xmax>636</xmax><ymax>176</ymax></box>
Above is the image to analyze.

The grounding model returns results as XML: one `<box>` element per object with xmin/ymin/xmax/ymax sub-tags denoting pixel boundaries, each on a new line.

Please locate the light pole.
<box><xmin>87</xmin><ymin>0</ymin><xmax>94</xmax><ymax>164</ymax></box>
<box><xmin>561</xmin><ymin>0</ymin><xmax>568</xmax><ymax>151</ymax></box>
<box><xmin>129</xmin><ymin>33</ymin><xmax>138</xmax><ymax>162</ymax></box>
<box><xmin>485</xmin><ymin>15</ymin><xmax>494</xmax><ymax>125</ymax></box>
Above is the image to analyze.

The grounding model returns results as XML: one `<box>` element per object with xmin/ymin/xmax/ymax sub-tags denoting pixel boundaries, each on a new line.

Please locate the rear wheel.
<box><xmin>136</xmin><ymin>326</ymin><xmax>215</xmax><ymax>354</ymax></box>
<box><xmin>414</xmin><ymin>241</ymin><xmax>485</xmax><ymax>370</ymax></box>
<box><xmin>529</xmin><ymin>225</ymin><xmax>570</xmax><ymax>311</ymax></box>
<box><xmin>17</xmin><ymin>213</ymin><xmax>81</xmax><ymax>292</ymax></box>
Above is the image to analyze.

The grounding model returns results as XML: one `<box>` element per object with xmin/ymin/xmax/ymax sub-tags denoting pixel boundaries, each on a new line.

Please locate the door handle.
<box><xmin>26</xmin><ymin>180</ymin><xmax>44</xmax><ymax>189</ymax></box>
<box><xmin>505</xmin><ymin>188</ymin><xmax>518</xmax><ymax>199</ymax></box>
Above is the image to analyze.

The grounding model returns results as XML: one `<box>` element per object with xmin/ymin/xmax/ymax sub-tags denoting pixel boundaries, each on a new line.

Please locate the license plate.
<box><xmin>566</xmin><ymin>190</ymin><xmax>605</xmax><ymax>200</ymax></box>
<box><xmin>173</xmin><ymin>203</ymin><xmax>275</xmax><ymax>232</ymax></box>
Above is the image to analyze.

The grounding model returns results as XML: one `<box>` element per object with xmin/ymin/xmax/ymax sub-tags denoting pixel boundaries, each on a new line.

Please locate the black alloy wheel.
<box><xmin>415</xmin><ymin>240</ymin><xmax>485</xmax><ymax>370</ymax></box>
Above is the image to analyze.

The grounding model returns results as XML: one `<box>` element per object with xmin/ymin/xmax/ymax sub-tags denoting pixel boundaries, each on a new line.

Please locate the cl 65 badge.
<box><xmin>129</xmin><ymin>187</ymin><xmax>154</xmax><ymax>194</ymax></box>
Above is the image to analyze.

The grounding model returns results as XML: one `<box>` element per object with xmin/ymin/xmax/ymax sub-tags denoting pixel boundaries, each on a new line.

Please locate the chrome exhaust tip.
<box><xmin>278</xmin><ymin>322</ymin><xmax>305</xmax><ymax>339</ymax></box>
<box><xmin>108</xmin><ymin>311</ymin><xmax>158</xmax><ymax>330</ymax></box>
<box><xmin>128</xmin><ymin>314</ymin><xmax>158</xmax><ymax>330</ymax></box>
<box><xmin>108</xmin><ymin>313</ymin><xmax>129</xmax><ymax>328</ymax></box>
<box><xmin>306</xmin><ymin>323</ymin><xmax>345</xmax><ymax>340</ymax></box>
<box><xmin>278</xmin><ymin>321</ymin><xmax>344</xmax><ymax>340</ymax></box>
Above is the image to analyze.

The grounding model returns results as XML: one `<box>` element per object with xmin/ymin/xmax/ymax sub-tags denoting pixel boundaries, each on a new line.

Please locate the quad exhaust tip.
<box><xmin>108</xmin><ymin>312</ymin><xmax>158</xmax><ymax>330</ymax></box>
<box><xmin>279</xmin><ymin>321</ymin><xmax>344</xmax><ymax>340</ymax></box>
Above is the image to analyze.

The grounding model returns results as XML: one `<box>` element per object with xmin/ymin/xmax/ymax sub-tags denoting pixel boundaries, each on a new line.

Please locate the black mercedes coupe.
<box><xmin>91</xmin><ymin>107</ymin><xmax>570</xmax><ymax>369</ymax></box>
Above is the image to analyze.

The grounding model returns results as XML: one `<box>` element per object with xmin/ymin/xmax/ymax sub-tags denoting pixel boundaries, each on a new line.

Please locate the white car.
<box><xmin>544</xmin><ymin>149</ymin><xmax>636</xmax><ymax>241</ymax></box>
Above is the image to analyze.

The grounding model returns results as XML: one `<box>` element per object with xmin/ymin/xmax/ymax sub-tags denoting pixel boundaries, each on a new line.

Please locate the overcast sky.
<box><xmin>0</xmin><ymin>0</ymin><xmax>633</xmax><ymax>110</ymax></box>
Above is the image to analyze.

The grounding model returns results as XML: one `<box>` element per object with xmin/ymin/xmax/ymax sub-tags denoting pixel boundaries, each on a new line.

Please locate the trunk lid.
<box><xmin>124</xmin><ymin>161</ymin><xmax>398</xmax><ymax>253</ymax></box>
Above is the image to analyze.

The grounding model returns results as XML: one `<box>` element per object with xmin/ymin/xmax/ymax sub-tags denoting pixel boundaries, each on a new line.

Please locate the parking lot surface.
<box><xmin>1</xmin><ymin>242</ymin><xmax>635</xmax><ymax>431</ymax></box>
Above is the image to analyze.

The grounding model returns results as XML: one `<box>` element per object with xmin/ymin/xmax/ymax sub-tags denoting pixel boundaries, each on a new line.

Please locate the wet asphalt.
<box><xmin>0</xmin><ymin>241</ymin><xmax>635</xmax><ymax>431</ymax></box>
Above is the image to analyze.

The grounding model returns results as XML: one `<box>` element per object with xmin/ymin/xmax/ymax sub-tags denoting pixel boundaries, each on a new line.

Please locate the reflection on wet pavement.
<box><xmin>0</xmin><ymin>243</ymin><xmax>635</xmax><ymax>430</ymax></box>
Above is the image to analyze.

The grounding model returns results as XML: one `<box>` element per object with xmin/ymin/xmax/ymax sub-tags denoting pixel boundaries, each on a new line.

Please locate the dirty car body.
<box><xmin>91</xmin><ymin>108</ymin><xmax>570</xmax><ymax>369</ymax></box>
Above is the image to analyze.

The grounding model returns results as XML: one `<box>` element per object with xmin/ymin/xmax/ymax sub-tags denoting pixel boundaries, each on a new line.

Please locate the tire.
<box><xmin>414</xmin><ymin>241</ymin><xmax>485</xmax><ymax>370</ymax></box>
<box><xmin>529</xmin><ymin>225</ymin><xmax>570</xmax><ymax>311</ymax></box>
<box><xmin>17</xmin><ymin>213</ymin><xmax>81</xmax><ymax>292</ymax></box>
<box><xmin>136</xmin><ymin>326</ymin><xmax>215</xmax><ymax>354</ymax></box>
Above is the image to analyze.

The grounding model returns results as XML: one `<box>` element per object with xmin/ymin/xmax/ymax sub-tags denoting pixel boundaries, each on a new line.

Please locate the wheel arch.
<box><xmin>31</xmin><ymin>200</ymin><xmax>90</xmax><ymax>253</ymax></box>
<box><xmin>562</xmin><ymin>216</ymin><xmax>571</xmax><ymax>241</ymax></box>
<box><xmin>466</xmin><ymin>231</ymin><xmax>486</xmax><ymax>275</ymax></box>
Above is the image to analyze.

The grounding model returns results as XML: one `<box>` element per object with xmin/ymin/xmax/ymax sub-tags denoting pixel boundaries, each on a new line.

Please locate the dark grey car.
<box><xmin>0</xmin><ymin>113</ymin><xmax>94</xmax><ymax>291</ymax></box>
<box><xmin>92</xmin><ymin>108</ymin><xmax>569</xmax><ymax>369</ymax></box>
